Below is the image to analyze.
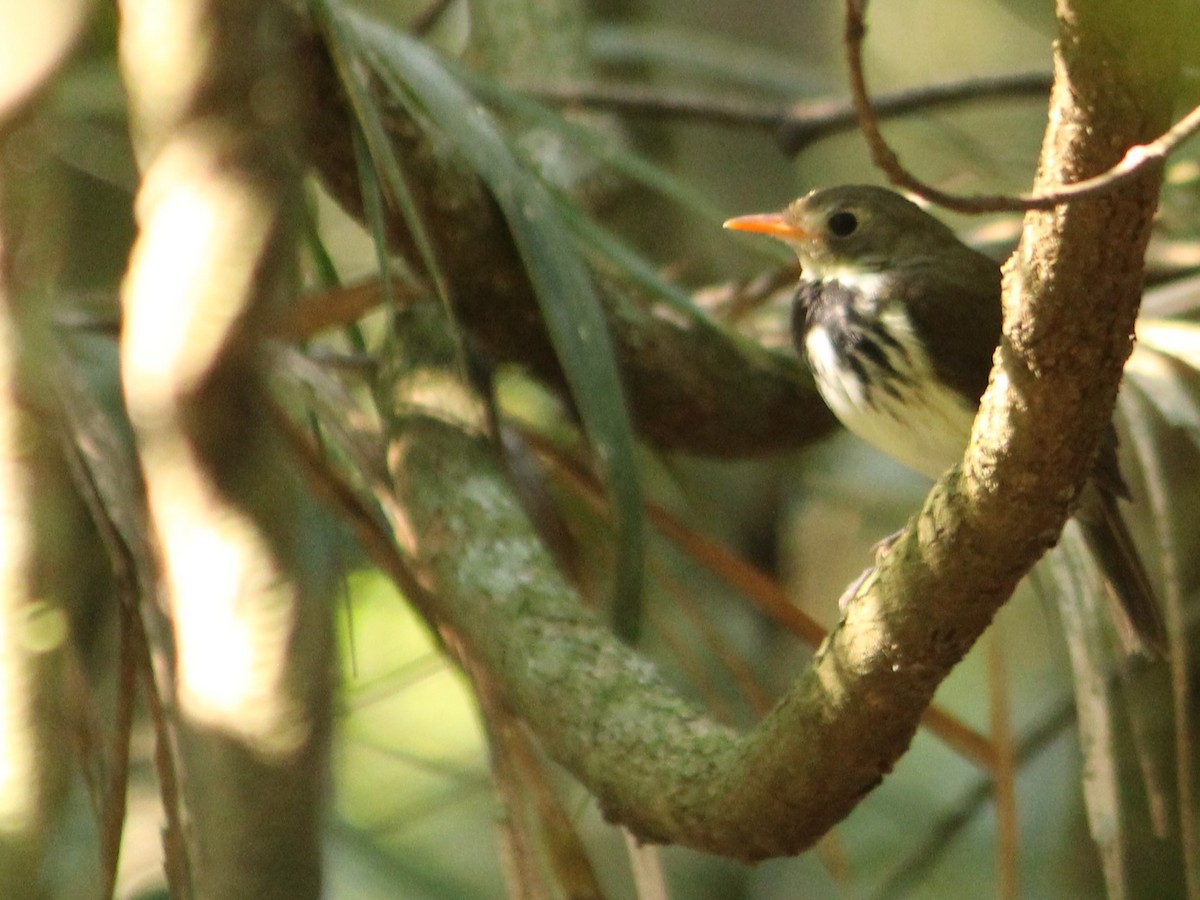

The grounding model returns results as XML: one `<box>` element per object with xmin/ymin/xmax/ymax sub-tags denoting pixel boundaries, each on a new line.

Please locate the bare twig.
<box><xmin>460</xmin><ymin>635</ymin><xmax>606</xmax><ymax>900</ymax></box>
<box><xmin>278</xmin><ymin>276</ymin><xmax>428</xmax><ymax>341</ymax></box>
<box><xmin>658</xmin><ymin>566</ymin><xmax>774</xmax><ymax>717</ymax></box>
<box><xmin>53</xmin><ymin>370</ymin><xmax>192</xmax><ymax>899</ymax></box>
<box><xmin>875</xmin><ymin>698</ymin><xmax>1076</xmax><ymax>900</ymax></box>
<box><xmin>777</xmin><ymin>72</ymin><xmax>1050</xmax><ymax>155</ymax></box>
<box><xmin>843</xmin><ymin>0</ymin><xmax>1200</xmax><ymax>213</ymax></box>
<box><xmin>988</xmin><ymin>627</ymin><xmax>1018</xmax><ymax>900</ymax></box>
<box><xmin>520</xmin><ymin>72</ymin><xmax>1051</xmax><ymax>153</ymax></box>
<box><xmin>267</xmin><ymin>387</ymin><xmax>440</xmax><ymax>626</ymax></box>
<box><xmin>624</xmin><ymin>830</ymin><xmax>669</xmax><ymax>900</ymax></box>
<box><xmin>521</xmin><ymin>81</ymin><xmax>785</xmax><ymax>128</ymax></box>
<box><xmin>464</xmin><ymin>645</ymin><xmax>555</xmax><ymax>900</ymax></box>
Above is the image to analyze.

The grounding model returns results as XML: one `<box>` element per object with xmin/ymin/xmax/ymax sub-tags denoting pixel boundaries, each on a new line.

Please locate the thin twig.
<box><xmin>843</xmin><ymin>0</ymin><xmax>1200</xmax><ymax>213</ymax></box>
<box><xmin>459</xmin><ymin>634</ymin><xmax>606</xmax><ymax>900</ymax></box>
<box><xmin>657</xmin><ymin>565</ymin><xmax>775</xmax><ymax>717</ymax></box>
<box><xmin>874</xmin><ymin>698</ymin><xmax>1077</xmax><ymax>900</ymax></box>
<box><xmin>988</xmin><ymin>626</ymin><xmax>1018</xmax><ymax>900</ymax></box>
<box><xmin>268</xmin><ymin>397</ymin><xmax>438</xmax><ymax>624</ymax></box>
<box><xmin>521</xmin><ymin>72</ymin><xmax>1051</xmax><ymax>154</ymax></box>
<box><xmin>53</xmin><ymin>376</ymin><xmax>192</xmax><ymax>899</ymax></box>
<box><xmin>57</xmin><ymin>439</ymin><xmax>136</xmax><ymax>897</ymax></box>
<box><xmin>648</xmin><ymin>600</ymin><xmax>742</xmax><ymax>724</ymax></box>
<box><xmin>624</xmin><ymin>829</ymin><xmax>669</xmax><ymax>900</ymax></box>
<box><xmin>522</xmin><ymin>81</ymin><xmax>784</xmax><ymax>129</ymax></box>
<box><xmin>777</xmin><ymin>72</ymin><xmax>1050</xmax><ymax>154</ymax></box>
<box><xmin>462</xmin><ymin>645</ymin><xmax>554</xmax><ymax>900</ymax></box>
<box><xmin>278</xmin><ymin>276</ymin><xmax>427</xmax><ymax>342</ymax></box>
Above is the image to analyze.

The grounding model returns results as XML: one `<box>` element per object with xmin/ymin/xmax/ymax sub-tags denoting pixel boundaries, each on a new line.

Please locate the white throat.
<box><xmin>803</xmin><ymin>265</ymin><xmax>890</xmax><ymax>301</ymax></box>
<box><xmin>800</xmin><ymin>276</ymin><xmax>977</xmax><ymax>480</ymax></box>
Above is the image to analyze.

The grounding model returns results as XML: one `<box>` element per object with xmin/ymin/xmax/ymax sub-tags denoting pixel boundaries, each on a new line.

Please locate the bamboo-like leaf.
<box><xmin>313</xmin><ymin>0</ymin><xmax>463</xmax><ymax>366</ymax></box>
<box><xmin>350</xmin><ymin>125</ymin><xmax>397</xmax><ymax>319</ymax></box>
<box><xmin>1120</xmin><ymin>381</ymin><xmax>1199</xmax><ymax>896</ymax></box>
<box><xmin>301</xmin><ymin>185</ymin><xmax>343</xmax><ymax>289</ymax></box>
<box><xmin>336</xmin><ymin>11</ymin><xmax>646</xmax><ymax>640</ymax></box>
<box><xmin>550</xmin><ymin>192</ymin><xmax>699</xmax><ymax>312</ymax></box>
<box><xmin>1128</xmin><ymin>321</ymin><xmax>1200</xmax><ymax>442</ymax></box>
<box><xmin>455</xmin><ymin>67</ymin><xmax>801</xmax><ymax>273</ymax></box>
<box><xmin>459</xmin><ymin>67</ymin><xmax>729</xmax><ymax>227</ymax></box>
<box><xmin>300</xmin><ymin>182</ymin><xmax>375</xmax><ymax>354</ymax></box>
<box><xmin>1052</xmin><ymin>530</ymin><xmax>1128</xmax><ymax>899</ymax></box>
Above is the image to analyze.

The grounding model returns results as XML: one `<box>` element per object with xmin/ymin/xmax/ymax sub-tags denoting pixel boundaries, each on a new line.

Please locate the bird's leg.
<box><xmin>837</xmin><ymin>527</ymin><xmax>905</xmax><ymax>614</ymax></box>
<box><xmin>837</xmin><ymin>566</ymin><xmax>875</xmax><ymax>613</ymax></box>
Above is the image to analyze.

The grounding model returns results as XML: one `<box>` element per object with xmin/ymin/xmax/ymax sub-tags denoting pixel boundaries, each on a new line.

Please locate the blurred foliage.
<box><xmin>19</xmin><ymin>0</ymin><xmax>1200</xmax><ymax>897</ymax></box>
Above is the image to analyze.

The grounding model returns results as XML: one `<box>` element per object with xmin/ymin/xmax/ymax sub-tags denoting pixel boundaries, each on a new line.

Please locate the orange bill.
<box><xmin>722</xmin><ymin>212</ymin><xmax>809</xmax><ymax>239</ymax></box>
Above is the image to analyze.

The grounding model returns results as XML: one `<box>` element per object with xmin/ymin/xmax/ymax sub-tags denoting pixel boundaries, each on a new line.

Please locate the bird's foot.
<box><xmin>837</xmin><ymin>528</ymin><xmax>906</xmax><ymax>614</ymax></box>
<box><xmin>871</xmin><ymin>527</ymin><xmax>905</xmax><ymax>561</ymax></box>
<box><xmin>837</xmin><ymin>565</ymin><xmax>875</xmax><ymax>613</ymax></box>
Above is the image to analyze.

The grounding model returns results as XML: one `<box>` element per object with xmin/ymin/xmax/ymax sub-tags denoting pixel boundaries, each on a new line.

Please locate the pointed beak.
<box><xmin>722</xmin><ymin>212</ymin><xmax>810</xmax><ymax>240</ymax></box>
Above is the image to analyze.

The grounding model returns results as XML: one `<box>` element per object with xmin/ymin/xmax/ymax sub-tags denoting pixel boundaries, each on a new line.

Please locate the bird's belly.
<box><xmin>804</xmin><ymin>324</ymin><xmax>976</xmax><ymax>481</ymax></box>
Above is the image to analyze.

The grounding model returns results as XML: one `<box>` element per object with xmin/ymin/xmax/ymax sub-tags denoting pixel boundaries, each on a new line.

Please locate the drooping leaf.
<box><xmin>317</xmin><ymin>6</ymin><xmax>646</xmax><ymax>640</ymax></box>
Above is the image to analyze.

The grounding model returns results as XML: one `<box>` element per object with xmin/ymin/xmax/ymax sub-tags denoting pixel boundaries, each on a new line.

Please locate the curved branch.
<box><xmin>382</xmin><ymin>311</ymin><xmax>1030</xmax><ymax>859</ymax></box>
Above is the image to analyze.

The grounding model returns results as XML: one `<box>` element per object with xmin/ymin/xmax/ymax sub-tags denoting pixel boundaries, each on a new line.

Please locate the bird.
<box><xmin>724</xmin><ymin>184</ymin><xmax>1167</xmax><ymax>656</ymax></box>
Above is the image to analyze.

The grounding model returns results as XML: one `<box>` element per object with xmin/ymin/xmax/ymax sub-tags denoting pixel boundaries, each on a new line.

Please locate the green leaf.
<box><xmin>458</xmin><ymin>66</ymin><xmax>729</xmax><ymax>228</ymax></box>
<box><xmin>323</xmin><ymin>8</ymin><xmax>647</xmax><ymax>641</ymax></box>
<box><xmin>313</xmin><ymin>0</ymin><xmax>464</xmax><ymax>366</ymax></box>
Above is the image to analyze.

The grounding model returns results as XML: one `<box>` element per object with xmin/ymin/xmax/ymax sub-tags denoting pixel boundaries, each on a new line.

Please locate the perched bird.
<box><xmin>725</xmin><ymin>184</ymin><xmax>1166</xmax><ymax>656</ymax></box>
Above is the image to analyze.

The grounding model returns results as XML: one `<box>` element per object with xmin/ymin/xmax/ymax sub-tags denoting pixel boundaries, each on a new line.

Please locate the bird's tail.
<box><xmin>1075</xmin><ymin>481</ymin><xmax>1168</xmax><ymax>657</ymax></box>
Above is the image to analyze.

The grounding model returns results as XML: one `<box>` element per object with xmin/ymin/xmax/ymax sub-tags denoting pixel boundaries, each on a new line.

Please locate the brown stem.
<box><xmin>843</xmin><ymin>0</ymin><xmax>1195</xmax><ymax>213</ymax></box>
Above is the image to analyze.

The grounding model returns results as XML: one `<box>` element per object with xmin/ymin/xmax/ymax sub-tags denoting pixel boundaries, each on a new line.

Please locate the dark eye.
<box><xmin>826</xmin><ymin>211</ymin><xmax>859</xmax><ymax>237</ymax></box>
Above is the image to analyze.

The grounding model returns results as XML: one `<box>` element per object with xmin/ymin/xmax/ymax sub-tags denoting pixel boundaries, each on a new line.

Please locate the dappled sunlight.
<box><xmin>0</xmin><ymin>684</ymin><xmax>36</xmax><ymax>837</ymax></box>
<box><xmin>0</xmin><ymin>387</ymin><xmax>36</xmax><ymax>835</ymax></box>
<box><xmin>158</xmin><ymin>454</ymin><xmax>310</xmax><ymax>759</ymax></box>
<box><xmin>119</xmin><ymin>48</ymin><xmax>311</xmax><ymax>766</ymax></box>
<box><xmin>0</xmin><ymin>0</ymin><xmax>90</xmax><ymax>116</ymax></box>
<box><xmin>121</xmin><ymin>132</ymin><xmax>273</xmax><ymax>417</ymax></box>
<box><xmin>117</xmin><ymin>0</ymin><xmax>211</xmax><ymax>155</ymax></box>
<box><xmin>5</xmin><ymin>0</ymin><xmax>1198</xmax><ymax>892</ymax></box>
<box><xmin>0</xmin><ymin>328</ymin><xmax>70</xmax><ymax>839</ymax></box>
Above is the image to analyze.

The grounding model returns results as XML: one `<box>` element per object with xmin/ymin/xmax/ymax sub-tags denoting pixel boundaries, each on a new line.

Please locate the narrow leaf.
<box><xmin>332</xmin><ymin>9</ymin><xmax>646</xmax><ymax>639</ymax></box>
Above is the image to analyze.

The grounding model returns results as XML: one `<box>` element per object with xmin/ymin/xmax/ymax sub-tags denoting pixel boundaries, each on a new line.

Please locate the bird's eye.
<box><xmin>826</xmin><ymin>211</ymin><xmax>859</xmax><ymax>238</ymax></box>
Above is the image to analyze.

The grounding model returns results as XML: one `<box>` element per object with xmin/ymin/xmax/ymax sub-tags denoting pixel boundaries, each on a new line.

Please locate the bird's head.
<box><xmin>724</xmin><ymin>184</ymin><xmax>966</xmax><ymax>282</ymax></box>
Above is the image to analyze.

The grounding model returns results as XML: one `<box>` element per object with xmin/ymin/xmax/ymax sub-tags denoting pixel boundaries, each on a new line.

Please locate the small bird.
<box><xmin>725</xmin><ymin>184</ymin><xmax>1166</xmax><ymax>656</ymax></box>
